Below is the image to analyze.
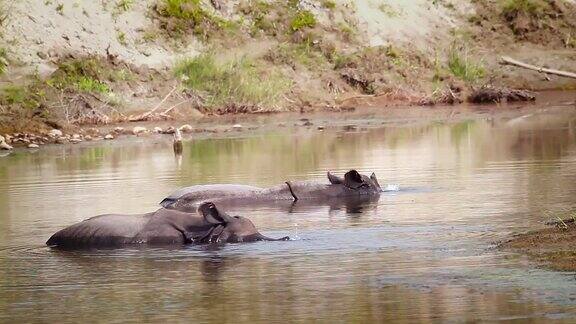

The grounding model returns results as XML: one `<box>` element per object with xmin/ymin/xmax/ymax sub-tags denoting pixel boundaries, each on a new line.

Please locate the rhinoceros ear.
<box><xmin>370</xmin><ymin>172</ymin><xmax>382</xmax><ymax>190</ymax></box>
<box><xmin>344</xmin><ymin>170</ymin><xmax>364</xmax><ymax>189</ymax></box>
<box><xmin>198</xmin><ymin>202</ymin><xmax>233</xmax><ymax>224</ymax></box>
<box><xmin>327</xmin><ymin>171</ymin><xmax>344</xmax><ymax>184</ymax></box>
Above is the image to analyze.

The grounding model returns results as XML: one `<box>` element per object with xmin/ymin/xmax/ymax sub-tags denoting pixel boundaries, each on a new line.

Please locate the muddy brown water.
<box><xmin>1</xmin><ymin>102</ymin><xmax>576</xmax><ymax>322</ymax></box>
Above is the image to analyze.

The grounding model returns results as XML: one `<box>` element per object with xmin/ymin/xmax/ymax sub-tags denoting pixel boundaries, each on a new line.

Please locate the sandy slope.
<box><xmin>1</xmin><ymin>0</ymin><xmax>465</xmax><ymax>72</ymax></box>
<box><xmin>1</xmin><ymin>0</ymin><xmax>200</xmax><ymax>76</ymax></box>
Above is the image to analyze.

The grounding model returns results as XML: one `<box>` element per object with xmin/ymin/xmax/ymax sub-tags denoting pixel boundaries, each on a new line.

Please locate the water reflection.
<box><xmin>1</xmin><ymin>106</ymin><xmax>576</xmax><ymax>322</ymax></box>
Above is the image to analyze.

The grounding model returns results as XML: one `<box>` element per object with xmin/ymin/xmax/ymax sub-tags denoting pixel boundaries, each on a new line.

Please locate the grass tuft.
<box><xmin>290</xmin><ymin>10</ymin><xmax>316</xmax><ymax>33</ymax></box>
<box><xmin>447</xmin><ymin>44</ymin><xmax>485</xmax><ymax>82</ymax></box>
<box><xmin>156</xmin><ymin>0</ymin><xmax>233</xmax><ymax>39</ymax></box>
<box><xmin>0</xmin><ymin>48</ymin><xmax>7</xmax><ymax>76</ymax></box>
<box><xmin>116</xmin><ymin>0</ymin><xmax>134</xmax><ymax>12</ymax></box>
<box><xmin>321</xmin><ymin>0</ymin><xmax>336</xmax><ymax>9</ymax></box>
<box><xmin>502</xmin><ymin>0</ymin><xmax>548</xmax><ymax>18</ymax></box>
<box><xmin>174</xmin><ymin>54</ymin><xmax>291</xmax><ymax>110</ymax></box>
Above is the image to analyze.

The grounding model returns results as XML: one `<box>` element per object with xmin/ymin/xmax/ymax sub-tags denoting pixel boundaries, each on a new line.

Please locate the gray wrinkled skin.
<box><xmin>161</xmin><ymin>170</ymin><xmax>383</xmax><ymax>212</ymax></box>
<box><xmin>46</xmin><ymin>202</ymin><xmax>288</xmax><ymax>248</ymax></box>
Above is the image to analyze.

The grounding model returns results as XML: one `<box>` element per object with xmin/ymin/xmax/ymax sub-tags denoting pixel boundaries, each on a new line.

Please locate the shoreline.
<box><xmin>499</xmin><ymin>220</ymin><xmax>576</xmax><ymax>272</ymax></box>
<box><xmin>1</xmin><ymin>90</ymin><xmax>575</xmax><ymax>153</ymax></box>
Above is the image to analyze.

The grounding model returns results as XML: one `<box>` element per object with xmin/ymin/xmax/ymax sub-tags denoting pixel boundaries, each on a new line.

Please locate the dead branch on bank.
<box><xmin>468</xmin><ymin>86</ymin><xmax>536</xmax><ymax>104</ymax></box>
<box><xmin>128</xmin><ymin>85</ymin><xmax>178</xmax><ymax>122</ymax></box>
<box><xmin>500</xmin><ymin>56</ymin><xmax>576</xmax><ymax>79</ymax></box>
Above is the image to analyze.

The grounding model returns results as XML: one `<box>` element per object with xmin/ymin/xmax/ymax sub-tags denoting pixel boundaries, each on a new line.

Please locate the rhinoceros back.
<box><xmin>46</xmin><ymin>213</ymin><xmax>151</xmax><ymax>247</ymax></box>
<box><xmin>160</xmin><ymin>184</ymin><xmax>263</xmax><ymax>208</ymax></box>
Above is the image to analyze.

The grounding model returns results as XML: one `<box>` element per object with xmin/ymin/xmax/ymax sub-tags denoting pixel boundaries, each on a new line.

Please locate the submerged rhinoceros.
<box><xmin>47</xmin><ymin>202</ymin><xmax>288</xmax><ymax>248</ymax></box>
<box><xmin>161</xmin><ymin>170</ymin><xmax>386</xmax><ymax>212</ymax></box>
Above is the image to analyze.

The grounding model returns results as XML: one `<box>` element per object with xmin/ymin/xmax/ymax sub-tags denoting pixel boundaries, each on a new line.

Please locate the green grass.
<box><xmin>321</xmin><ymin>0</ymin><xmax>336</xmax><ymax>9</ymax></box>
<box><xmin>116</xmin><ymin>0</ymin><xmax>134</xmax><ymax>11</ymax></box>
<box><xmin>156</xmin><ymin>0</ymin><xmax>232</xmax><ymax>39</ymax></box>
<box><xmin>265</xmin><ymin>42</ymin><xmax>327</xmax><ymax>68</ymax></box>
<box><xmin>378</xmin><ymin>3</ymin><xmax>401</xmax><ymax>17</ymax></box>
<box><xmin>447</xmin><ymin>45</ymin><xmax>485</xmax><ymax>82</ymax></box>
<box><xmin>75</xmin><ymin>76</ymin><xmax>110</xmax><ymax>93</ymax></box>
<box><xmin>0</xmin><ymin>0</ymin><xmax>9</xmax><ymax>28</ymax></box>
<box><xmin>117</xmin><ymin>31</ymin><xmax>127</xmax><ymax>45</ymax></box>
<box><xmin>501</xmin><ymin>0</ymin><xmax>548</xmax><ymax>17</ymax></box>
<box><xmin>46</xmin><ymin>58</ymin><xmax>116</xmax><ymax>94</ymax></box>
<box><xmin>174</xmin><ymin>54</ymin><xmax>291</xmax><ymax>110</ymax></box>
<box><xmin>0</xmin><ymin>48</ymin><xmax>7</xmax><ymax>76</ymax></box>
<box><xmin>290</xmin><ymin>10</ymin><xmax>316</xmax><ymax>32</ymax></box>
<box><xmin>0</xmin><ymin>85</ymin><xmax>41</xmax><ymax>110</ymax></box>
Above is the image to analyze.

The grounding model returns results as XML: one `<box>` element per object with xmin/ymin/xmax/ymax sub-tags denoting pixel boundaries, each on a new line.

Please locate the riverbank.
<box><xmin>1</xmin><ymin>1</ymin><xmax>575</xmax><ymax>135</ymax></box>
<box><xmin>500</xmin><ymin>217</ymin><xmax>576</xmax><ymax>272</ymax></box>
<box><xmin>1</xmin><ymin>90</ymin><xmax>574</xmax><ymax>152</ymax></box>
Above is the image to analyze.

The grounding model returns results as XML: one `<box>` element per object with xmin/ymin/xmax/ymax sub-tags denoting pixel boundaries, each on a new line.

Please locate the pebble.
<box><xmin>114</xmin><ymin>127</ymin><xmax>125</xmax><ymax>134</ymax></box>
<box><xmin>163</xmin><ymin>126</ymin><xmax>176</xmax><ymax>134</ymax></box>
<box><xmin>104</xmin><ymin>134</ymin><xmax>114</xmax><ymax>140</ymax></box>
<box><xmin>152</xmin><ymin>127</ymin><xmax>163</xmax><ymax>133</ymax></box>
<box><xmin>72</xmin><ymin>134</ymin><xmax>81</xmax><ymax>139</ymax></box>
<box><xmin>28</xmin><ymin>143</ymin><xmax>40</xmax><ymax>149</ymax></box>
<box><xmin>70</xmin><ymin>138</ymin><xmax>82</xmax><ymax>144</ymax></box>
<box><xmin>179</xmin><ymin>124</ymin><xmax>193</xmax><ymax>133</ymax></box>
<box><xmin>317</xmin><ymin>126</ymin><xmax>325</xmax><ymax>130</ymax></box>
<box><xmin>0</xmin><ymin>135</ymin><xmax>13</xmax><ymax>150</ymax></box>
<box><xmin>232</xmin><ymin>124</ymin><xmax>243</xmax><ymax>131</ymax></box>
<box><xmin>84</xmin><ymin>135</ymin><xmax>92</xmax><ymax>141</ymax></box>
<box><xmin>48</xmin><ymin>129</ymin><xmax>63</xmax><ymax>137</ymax></box>
<box><xmin>133</xmin><ymin>126</ymin><xmax>147</xmax><ymax>135</ymax></box>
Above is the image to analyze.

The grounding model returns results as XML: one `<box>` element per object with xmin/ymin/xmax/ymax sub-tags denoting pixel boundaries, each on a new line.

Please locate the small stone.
<box><xmin>28</xmin><ymin>143</ymin><xmax>40</xmax><ymax>149</ymax></box>
<box><xmin>152</xmin><ymin>127</ymin><xmax>163</xmax><ymax>133</ymax></box>
<box><xmin>48</xmin><ymin>129</ymin><xmax>63</xmax><ymax>137</ymax></box>
<box><xmin>232</xmin><ymin>124</ymin><xmax>243</xmax><ymax>131</ymax></box>
<box><xmin>37</xmin><ymin>51</ymin><xmax>48</xmax><ymax>59</ymax></box>
<box><xmin>70</xmin><ymin>138</ymin><xmax>82</xmax><ymax>144</ymax></box>
<box><xmin>163</xmin><ymin>126</ymin><xmax>176</xmax><ymax>134</ymax></box>
<box><xmin>179</xmin><ymin>124</ymin><xmax>193</xmax><ymax>133</ymax></box>
<box><xmin>72</xmin><ymin>134</ymin><xmax>81</xmax><ymax>139</ymax></box>
<box><xmin>0</xmin><ymin>135</ymin><xmax>13</xmax><ymax>150</ymax></box>
<box><xmin>132</xmin><ymin>126</ymin><xmax>147</xmax><ymax>135</ymax></box>
<box><xmin>343</xmin><ymin>125</ymin><xmax>357</xmax><ymax>131</ymax></box>
<box><xmin>85</xmin><ymin>127</ymin><xmax>100</xmax><ymax>135</ymax></box>
<box><xmin>104</xmin><ymin>134</ymin><xmax>114</xmax><ymax>140</ymax></box>
<box><xmin>84</xmin><ymin>135</ymin><xmax>92</xmax><ymax>141</ymax></box>
<box><xmin>113</xmin><ymin>127</ymin><xmax>125</xmax><ymax>134</ymax></box>
<box><xmin>317</xmin><ymin>126</ymin><xmax>325</xmax><ymax>130</ymax></box>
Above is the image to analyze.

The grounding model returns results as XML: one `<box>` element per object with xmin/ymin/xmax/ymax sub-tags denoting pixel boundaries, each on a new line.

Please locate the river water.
<box><xmin>1</xmin><ymin>103</ymin><xmax>576</xmax><ymax>322</ymax></box>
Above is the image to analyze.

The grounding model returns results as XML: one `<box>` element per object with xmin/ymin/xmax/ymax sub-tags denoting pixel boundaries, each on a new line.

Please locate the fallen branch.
<box><xmin>162</xmin><ymin>100</ymin><xmax>189</xmax><ymax>115</ymax></box>
<box><xmin>501</xmin><ymin>56</ymin><xmax>576</xmax><ymax>79</ymax></box>
<box><xmin>129</xmin><ymin>85</ymin><xmax>177</xmax><ymax>122</ymax></box>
